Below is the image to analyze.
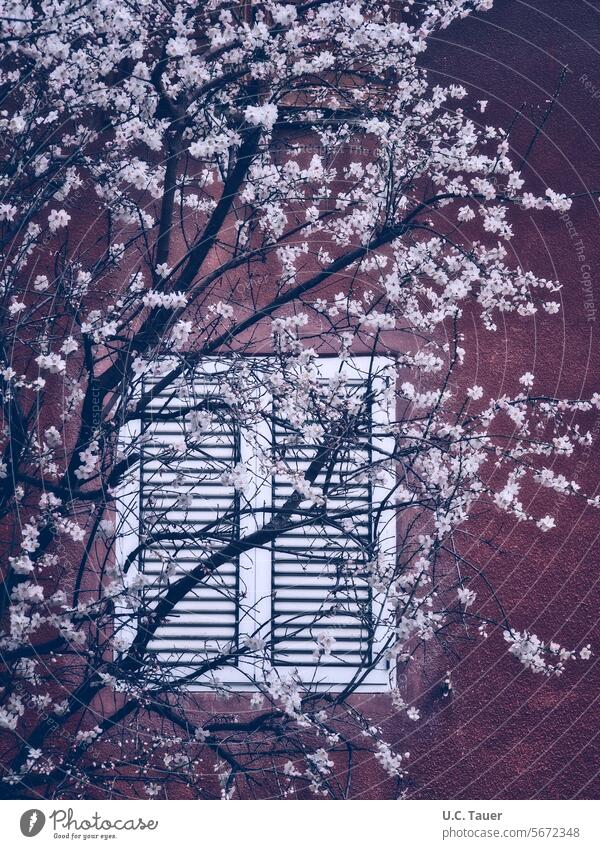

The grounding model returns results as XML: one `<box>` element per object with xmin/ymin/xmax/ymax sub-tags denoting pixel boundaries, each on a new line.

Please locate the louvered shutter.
<box><xmin>269</xmin><ymin>358</ymin><xmax>392</xmax><ymax>689</ymax></box>
<box><xmin>136</xmin><ymin>364</ymin><xmax>245</xmax><ymax>683</ymax></box>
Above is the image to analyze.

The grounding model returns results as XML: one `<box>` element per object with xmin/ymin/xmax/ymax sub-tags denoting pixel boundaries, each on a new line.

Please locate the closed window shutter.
<box><xmin>270</xmin><ymin>361</ymin><xmax>391</xmax><ymax>688</ymax></box>
<box><xmin>139</xmin><ymin>369</ymin><xmax>241</xmax><ymax>680</ymax></box>
<box><xmin>118</xmin><ymin>357</ymin><xmax>393</xmax><ymax>691</ymax></box>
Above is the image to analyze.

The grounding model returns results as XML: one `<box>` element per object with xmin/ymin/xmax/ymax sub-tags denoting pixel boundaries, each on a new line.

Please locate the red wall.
<box><xmin>4</xmin><ymin>0</ymin><xmax>599</xmax><ymax>801</ymax></box>
<box><xmin>175</xmin><ymin>1</ymin><xmax>600</xmax><ymax>800</ymax></box>
<box><xmin>369</xmin><ymin>0</ymin><xmax>600</xmax><ymax>800</ymax></box>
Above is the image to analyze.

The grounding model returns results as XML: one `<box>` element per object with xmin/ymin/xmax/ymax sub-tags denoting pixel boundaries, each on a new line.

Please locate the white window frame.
<box><xmin>115</xmin><ymin>356</ymin><xmax>396</xmax><ymax>692</ymax></box>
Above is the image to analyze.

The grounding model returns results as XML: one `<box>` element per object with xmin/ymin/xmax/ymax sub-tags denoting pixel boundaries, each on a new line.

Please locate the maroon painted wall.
<box><xmin>4</xmin><ymin>0</ymin><xmax>599</xmax><ymax>801</ymax></box>
<box><xmin>172</xmin><ymin>0</ymin><xmax>600</xmax><ymax>801</ymax></box>
<box><xmin>372</xmin><ymin>0</ymin><xmax>600</xmax><ymax>800</ymax></box>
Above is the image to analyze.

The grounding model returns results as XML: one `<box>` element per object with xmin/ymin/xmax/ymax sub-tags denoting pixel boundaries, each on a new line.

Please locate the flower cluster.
<box><xmin>0</xmin><ymin>0</ymin><xmax>594</xmax><ymax>801</ymax></box>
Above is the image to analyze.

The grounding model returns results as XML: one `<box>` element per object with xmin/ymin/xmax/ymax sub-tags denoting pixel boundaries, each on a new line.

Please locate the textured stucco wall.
<box><xmin>364</xmin><ymin>0</ymin><xmax>600</xmax><ymax>800</ymax></box>
<box><xmin>4</xmin><ymin>0</ymin><xmax>599</xmax><ymax>802</ymax></box>
<box><xmin>185</xmin><ymin>0</ymin><xmax>600</xmax><ymax>800</ymax></box>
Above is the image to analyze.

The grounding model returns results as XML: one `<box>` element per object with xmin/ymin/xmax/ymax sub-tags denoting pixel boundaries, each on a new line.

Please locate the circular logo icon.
<box><xmin>19</xmin><ymin>810</ymin><xmax>46</xmax><ymax>837</ymax></box>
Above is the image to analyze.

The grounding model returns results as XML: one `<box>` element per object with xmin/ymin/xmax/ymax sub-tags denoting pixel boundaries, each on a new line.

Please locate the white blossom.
<box><xmin>244</xmin><ymin>104</ymin><xmax>278</xmax><ymax>131</ymax></box>
<box><xmin>48</xmin><ymin>209</ymin><xmax>71</xmax><ymax>232</ymax></box>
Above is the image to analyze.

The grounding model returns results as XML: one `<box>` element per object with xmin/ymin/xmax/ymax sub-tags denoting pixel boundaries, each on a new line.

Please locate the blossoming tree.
<box><xmin>0</xmin><ymin>0</ymin><xmax>596</xmax><ymax>799</ymax></box>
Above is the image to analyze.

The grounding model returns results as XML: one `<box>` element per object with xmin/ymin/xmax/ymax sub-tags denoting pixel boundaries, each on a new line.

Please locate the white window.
<box><xmin>116</xmin><ymin>357</ymin><xmax>395</xmax><ymax>692</ymax></box>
